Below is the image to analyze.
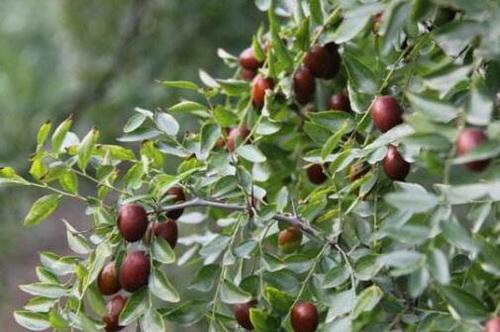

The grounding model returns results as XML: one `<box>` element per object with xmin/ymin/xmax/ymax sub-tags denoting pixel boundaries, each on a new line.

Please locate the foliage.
<box><xmin>6</xmin><ymin>0</ymin><xmax>500</xmax><ymax>330</ymax></box>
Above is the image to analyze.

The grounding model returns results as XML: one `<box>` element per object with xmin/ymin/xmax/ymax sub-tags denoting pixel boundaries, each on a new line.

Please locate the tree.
<box><xmin>7</xmin><ymin>0</ymin><xmax>500</xmax><ymax>331</ymax></box>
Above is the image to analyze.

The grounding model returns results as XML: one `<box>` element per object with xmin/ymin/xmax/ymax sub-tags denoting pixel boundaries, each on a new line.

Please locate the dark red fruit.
<box><xmin>227</xmin><ymin>126</ymin><xmax>251</xmax><ymax>152</ymax></box>
<box><xmin>328</xmin><ymin>91</ymin><xmax>351</xmax><ymax>112</ymax></box>
<box><xmin>486</xmin><ymin>318</ymin><xmax>500</xmax><ymax>332</ymax></box>
<box><xmin>98</xmin><ymin>262</ymin><xmax>121</xmax><ymax>296</ymax></box>
<box><xmin>371</xmin><ymin>96</ymin><xmax>403</xmax><ymax>132</ymax></box>
<box><xmin>165</xmin><ymin>186</ymin><xmax>185</xmax><ymax>220</ymax></box>
<box><xmin>291</xmin><ymin>302</ymin><xmax>319</xmax><ymax>332</ymax></box>
<box><xmin>304</xmin><ymin>43</ymin><xmax>340</xmax><ymax>79</ymax></box>
<box><xmin>239</xmin><ymin>47</ymin><xmax>262</xmax><ymax>71</ymax></box>
<box><xmin>152</xmin><ymin>219</ymin><xmax>178</xmax><ymax>249</ymax></box>
<box><xmin>456</xmin><ymin>128</ymin><xmax>490</xmax><ymax>172</ymax></box>
<box><xmin>383</xmin><ymin>145</ymin><xmax>410</xmax><ymax>181</ymax></box>
<box><xmin>241</xmin><ymin>68</ymin><xmax>257</xmax><ymax>81</ymax></box>
<box><xmin>294</xmin><ymin>67</ymin><xmax>316</xmax><ymax>104</ymax></box>
<box><xmin>251</xmin><ymin>75</ymin><xmax>274</xmax><ymax>109</ymax></box>
<box><xmin>102</xmin><ymin>295</ymin><xmax>127</xmax><ymax>332</ymax></box>
<box><xmin>233</xmin><ymin>299</ymin><xmax>257</xmax><ymax>330</ymax></box>
<box><xmin>278</xmin><ymin>227</ymin><xmax>303</xmax><ymax>254</ymax></box>
<box><xmin>117</xmin><ymin>204</ymin><xmax>148</xmax><ymax>242</ymax></box>
<box><xmin>119</xmin><ymin>251</ymin><xmax>150</xmax><ymax>292</ymax></box>
<box><xmin>306</xmin><ymin>164</ymin><xmax>327</xmax><ymax>185</ymax></box>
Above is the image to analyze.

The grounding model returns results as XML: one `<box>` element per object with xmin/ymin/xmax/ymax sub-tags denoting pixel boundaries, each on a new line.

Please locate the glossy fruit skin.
<box><xmin>117</xmin><ymin>204</ymin><xmax>149</xmax><ymax>242</ymax></box>
<box><xmin>278</xmin><ymin>227</ymin><xmax>303</xmax><ymax>254</ymax></box>
<box><xmin>239</xmin><ymin>47</ymin><xmax>262</xmax><ymax>71</ymax></box>
<box><xmin>119</xmin><ymin>251</ymin><xmax>150</xmax><ymax>292</ymax></box>
<box><xmin>152</xmin><ymin>219</ymin><xmax>178</xmax><ymax>249</ymax></box>
<box><xmin>304</xmin><ymin>43</ymin><xmax>340</xmax><ymax>79</ymax></box>
<box><xmin>383</xmin><ymin>145</ymin><xmax>410</xmax><ymax>181</ymax></box>
<box><xmin>291</xmin><ymin>302</ymin><xmax>319</xmax><ymax>332</ymax></box>
<box><xmin>456</xmin><ymin>128</ymin><xmax>490</xmax><ymax>172</ymax></box>
<box><xmin>103</xmin><ymin>295</ymin><xmax>127</xmax><ymax>332</ymax></box>
<box><xmin>371</xmin><ymin>96</ymin><xmax>403</xmax><ymax>132</ymax></box>
<box><xmin>486</xmin><ymin>318</ymin><xmax>500</xmax><ymax>332</ymax></box>
<box><xmin>251</xmin><ymin>75</ymin><xmax>274</xmax><ymax>109</ymax></box>
<box><xmin>328</xmin><ymin>91</ymin><xmax>351</xmax><ymax>112</ymax></box>
<box><xmin>306</xmin><ymin>164</ymin><xmax>327</xmax><ymax>185</ymax></box>
<box><xmin>241</xmin><ymin>68</ymin><xmax>257</xmax><ymax>81</ymax></box>
<box><xmin>165</xmin><ymin>186</ymin><xmax>185</xmax><ymax>220</ymax></box>
<box><xmin>227</xmin><ymin>126</ymin><xmax>251</xmax><ymax>152</ymax></box>
<box><xmin>98</xmin><ymin>262</ymin><xmax>121</xmax><ymax>296</ymax></box>
<box><xmin>294</xmin><ymin>67</ymin><xmax>316</xmax><ymax>104</ymax></box>
<box><xmin>233</xmin><ymin>299</ymin><xmax>257</xmax><ymax>330</ymax></box>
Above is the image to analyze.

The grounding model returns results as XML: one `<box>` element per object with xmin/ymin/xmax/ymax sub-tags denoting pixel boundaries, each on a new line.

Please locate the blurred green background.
<box><xmin>0</xmin><ymin>0</ymin><xmax>260</xmax><ymax>330</ymax></box>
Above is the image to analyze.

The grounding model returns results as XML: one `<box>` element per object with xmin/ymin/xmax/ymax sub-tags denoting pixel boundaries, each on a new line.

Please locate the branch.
<box><xmin>149</xmin><ymin>197</ymin><xmax>336</xmax><ymax>246</ymax></box>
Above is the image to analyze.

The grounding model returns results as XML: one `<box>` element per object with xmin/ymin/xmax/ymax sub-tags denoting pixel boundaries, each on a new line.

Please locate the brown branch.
<box><xmin>66</xmin><ymin>0</ymin><xmax>150</xmax><ymax>118</ymax></box>
<box><xmin>149</xmin><ymin>197</ymin><xmax>338</xmax><ymax>247</ymax></box>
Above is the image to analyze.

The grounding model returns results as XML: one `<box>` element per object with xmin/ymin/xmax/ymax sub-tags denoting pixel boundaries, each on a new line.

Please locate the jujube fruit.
<box><xmin>456</xmin><ymin>128</ymin><xmax>490</xmax><ymax>172</ymax></box>
<box><xmin>241</xmin><ymin>68</ymin><xmax>257</xmax><ymax>81</ymax></box>
<box><xmin>251</xmin><ymin>75</ymin><xmax>274</xmax><ymax>109</ymax></box>
<box><xmin>328</xmin><ymin>91</ymin><xmax>351</xmax><ymax>112</ymax></box>
<box><xmin>239</xmin><ymin>47</ymin><xmax>262</xmax><ymax>71</ymax></box>
<box><xmin>165</xmin><ymin>186</ymin><xmax>185</xmax><ymax>220</ymax></box>
<box><xmin>291</xmin><ymin>302</ymin><xmax>319</xmax><ymax>332</ymax></box>
<box><xmin>486</xmin><ymin>318</ymin><xmax>500</xmax><ymax>332</ymax></box>
<box><xmin>233</xmin><ymin>299</ymin><xmax>257</xmax><ymax>330</ymax></box>
<box><xmin>98</xmin><ymin>261</ymin><xmax>121</xmax><ymax>296</ymax></box>
<box><xmin>294</xmin><ymin>67</ymin><xmax>316</xmax><ymax>104</ymax></box>
<box><xmin>119</xmin><ymin>251</ymin><xmax>150</xmax><ymax>292</ymax></box>
<box><xmin>278</xmin><ymin>226</ymin><xmax>303</xmax><ymax>254</ymax></box>
<box><xmin>383</xmin><ymin>145</ymin><xmax>410</xmax><ymax>181</ymax></box>
<box><xmin>306</xmin><ymin>164</ymin><xmax>327</xmax><ymax>185</ymax></box>
<box><xmin>151</xmin><ymin>219</ymin><xmax>178</xmax><ymax>249</ymax></box>
<box><xmin>304</xmin><ymin>43</ymin><xmax>340</xmax><ymax>79</ymax></box>
<box><xmin>103</xmin><ymin>295</ymin><xmax>127</xmax><ymax>332</ymax></box>
<box><xmin>117</xmin><ymin>204</ymin><xmax>149</xmax><ymax>242</ymax></box>
<box><xmin>371</xmin><ymin>96</ymin><xmax>403</xmax><ymax>132</ymax></box>
<box><xmin>227</xmin><ymin>126</ymin><xmax>251</xmax><ymax>152</ymax></box>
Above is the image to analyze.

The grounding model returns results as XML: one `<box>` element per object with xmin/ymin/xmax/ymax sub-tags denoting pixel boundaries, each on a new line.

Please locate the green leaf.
<box><xmin>24</xmin><ymin>297</ymin><xmax>57</xmax><ymax>313</ymax></box>
<box><xmin>19</xmin><ymin>282</ymin><xmax>67</xmax><ymax>298</ymax></box>
<box><xmin>342</xmin><ymin>51</ymin><xmax>378</xmax><ymax>94</ymax></box>
<box><xmin>268</xmin><ymin>6</ymin><xmax>293</xmax><ymax>70</ymax></box>
<box><xmin>406</xmin><ymin>92</ymin><xmax>459</xmax><ymax>123</ymax></box>
<box><xmin>37</xmin><ymin>121</ymin><xmax>52</xmax><ymax>147</ymax></box>
<box><xmin>86</xmin><ymin>284</ymin><xmax>106</xmax><ymax>316</ymax></box>
<box><xmin>155</xmin><ymin>112</ymin><xmax>179</xmax><ymax>136</ymax></box>
<box><xmin>264</xmin><ymin>287</ymin><xmax>293</xmax><ymax>315</ymax></box>
<box><xmin>332</xmin><ymin>15</ymin><xmax>370</xmax><ymax>44</ymax></box>
<box><xmin>161</xmin><ymin>80</ymin><xmax>199</xmax><ymax>90</ymax></box>
<box><xmin>433</xmin><ymin>20</ymin><xmax>481</xmax><ymax>57</ymax></box>
<box><xmin>52</xmin><ymin>116</ymin><xmax>73</xmax><ymax>153</ymax></box>
<box><xmin>321</xmin><ymin>265</ymin><xmax>350</xmax><ymax>289</ymax></box>
<box><xmin>63</xmin><ymin>220</ymin><xmax>92</xmax><ymax>255</ymax></box>
<box><xmin>321</xmin><ymin>121</ymin><xmax>349</xmax><ymax>161</ymax></box>
<box><xmin>467</xmin><ymin>76</ymin><xmax>494</xmax><ymax>126</ymax></box>
<box><xmin>352</xmin><ymin>285</ymin><xmax>383</xmax><ymax>319</ymax></box>
<box><xmin>309</xmin><ymin>0</ymin><xmax>323</xmax><ymax>24</ymax></box>
<box><xmin>385</xmin><ymin>182</ymin><xmax>438</xmax><ymax>214</ymax></box>
<box><xmin>237</xmin><ymin>145</ymin><xmax>267</xmax><ymax>163</ymax></box>
<box><xmin>149</xmin><ymin>268</ymin><xmax>180</xmax><ymax>303</ymax></box>
<box><xmin>123</xmin><ymin>113</ymin><xmax>147</xmax><ymax>133</ymax></box>
<box><xmin>24</xmin><ymin>194</ymin><xmax>62</xmax><ymax>227</ymax></box>
<box><xmin>0</xmin><ymin>167</ymin><xmax>28</xmax><ymax>186</ymax></box>
<box><xmin>59</xmin><ymin>170</ymin><xmax>78</xmax><ymax>194</ymax></box>
<box><xmin>309</xmin><ymin>111</ymin><xmax>354</xmax><ymax>133</ymax></box>
<box><xmin>439</xmin><ymin>285</ymin><xmax>488</xmax><ymax>320</ymax></box>
<box><xmin>140</xmin><ymin>309</ymin><xmax>165</xmax><ymax>332</ymax></box>
<box><xmin>14</xmin><ymin>311</ymin><xmax>50</xmax><ymax>331</ymax></box>
<box><xmin>123</xmin><ymin>163</ymin><xmax>145</xmax><ymax>190</ymax></box>
<box><xmin>249</xmin><ymin>308</ymin><xmax>279</xmax><ymax>332</ymax></box>
<box><xmin>189</xmin><ymin>265</ymin><xmax>220</xmax><ymax>292</ymax></box>
<box><xmin>213</xmin><ymin>107</ymin><xmax>239</xmax><ymax>127</ymax></box>
<box><xmin>380</xmin><ymin>0</ymin><xmax>411</xmax><ymax>54</ymax></box>
<box><xmin>119</xmin><ymin>288</ymin><xmax>148</xmax><ymax>326</ymax></box>
<box><xmin>220</xmin><ymin>279</ymin><xmax>252</xmax><ymax>304</ymax></box>
<box><xmin>199</xmin><ymin>69</ymin><xmax>219</xmax><ymax>88</ymax></box>
<box><xmin>152</xmin><ymin>236</ymin><xmax>176</xmax><ymax>264</ymax></box>
<box><xmin>168</xmin><ymin>100</ymin><xmax>207</xmax><ymax>113</ymax></box>
<box><xmin>95</xmin><ymin>144</ymin><xmax>136</xmax><ymax>161</ymax></box>
<box><xmin>427</xmin><ymin>249</ymin><xmax>450</xmax><ymax>284</ymax></box>
<box><xmin>77</xmin><ymin>128</ymin><xmax>99</xmax><ymax>170</ymax></box>
<box><xmin>199</xmin><ymin>123</ymin><xmax>221</xmax><ymax>160</ymax></box>
<box><xmin>216</xmin><ymin>79</ymin><xmax>250</xmax><ymax>96</ymax></box>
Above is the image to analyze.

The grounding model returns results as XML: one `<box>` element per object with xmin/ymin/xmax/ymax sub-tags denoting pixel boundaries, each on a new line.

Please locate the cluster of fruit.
<box><xmin>99</xmin><ymin>187</ymin><xmax>184</xmax><ymax>331</ymax></box>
